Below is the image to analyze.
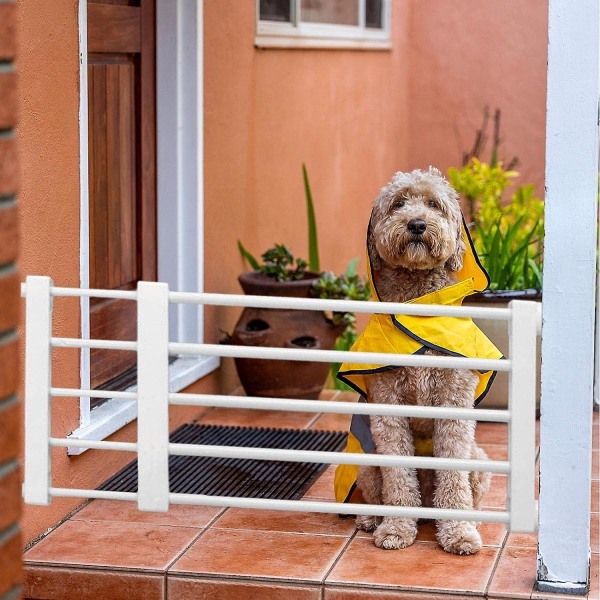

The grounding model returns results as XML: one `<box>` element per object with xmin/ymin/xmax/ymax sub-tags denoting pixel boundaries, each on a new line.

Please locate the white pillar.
<box><xmin>538</xmin><ymin>0</ymin><xmax>598</xmax><ymax>593</ymax></box>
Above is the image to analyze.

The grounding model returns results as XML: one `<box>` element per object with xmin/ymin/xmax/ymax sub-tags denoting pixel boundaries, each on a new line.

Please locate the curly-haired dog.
<box><xmin>335</xmin><ymin>167</ymin><xmax>499</xmax><ymax>555</ymax></box>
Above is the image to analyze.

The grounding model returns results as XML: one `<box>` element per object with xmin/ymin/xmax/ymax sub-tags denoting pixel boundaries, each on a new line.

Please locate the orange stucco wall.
<box><xmin>406</xmin><ymin>1</ymin><xmax>548</xmax><ymax>192</ymax></box>
<box><xmin>16</xmin><ymin>0</ymin><xmax>547</xmax><ymax>544</ymax></box>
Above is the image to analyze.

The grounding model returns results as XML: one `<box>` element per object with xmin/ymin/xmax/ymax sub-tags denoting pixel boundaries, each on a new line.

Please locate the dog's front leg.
<box><xmin>369</xmin><ymin>414</ymin><xmax>421</xmax><ymax>549</ymax></box>
<box><xmin>433</xmin><ymin>414</ymin><xmax>482</xmax><ymax>555</ymax></box>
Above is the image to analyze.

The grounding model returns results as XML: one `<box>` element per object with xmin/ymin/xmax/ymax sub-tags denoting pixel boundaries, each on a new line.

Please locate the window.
<box><xmin>256</xmin><ymin>0</ymin><xmax>391</xmax><ymax>50</ymax></box>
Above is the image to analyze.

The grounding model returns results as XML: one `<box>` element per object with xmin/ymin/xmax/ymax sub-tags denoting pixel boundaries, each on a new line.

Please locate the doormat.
<box><xmin>98</xmin><ymin>423</ymin><xmax>347</xmax><ymax>500</ymax></box>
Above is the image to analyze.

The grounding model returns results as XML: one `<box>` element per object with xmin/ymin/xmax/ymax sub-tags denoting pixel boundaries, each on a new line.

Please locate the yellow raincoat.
<box><xmin>334</xmin><ymin>218</ymin><xmax>503</xmax><ymax>504</ymax></box>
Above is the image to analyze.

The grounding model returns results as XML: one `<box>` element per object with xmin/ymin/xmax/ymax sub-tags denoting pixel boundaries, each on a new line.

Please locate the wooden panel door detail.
<box><xmin>87</xmin><ymin>0</ymin><xmax>156</xmax><ymax>390</ymax></box>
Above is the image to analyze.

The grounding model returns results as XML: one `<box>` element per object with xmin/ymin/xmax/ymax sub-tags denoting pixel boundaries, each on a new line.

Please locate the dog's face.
<box><xmin>368</xmin><ymin>167</ymin><xmax>465</xmax><ymax>272</ymax></box>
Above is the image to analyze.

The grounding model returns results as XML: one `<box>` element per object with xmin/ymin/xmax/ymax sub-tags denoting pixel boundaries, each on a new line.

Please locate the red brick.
<box><xmin>0</xmin><ymin>464</ymin><xmax>21</xmax><ymax>532</ymax></box>
<box><xmin>0</xmin><ymin>71</ymin><xmax>17</xmax><ymax>129</ymax></box>
<box><xmin>0</xmin><ymin>399</ymin><xmax>19</xmax><ymax>463</ymax></box>
<box><xmin>0</xmin><ymin>269</ymin><xmax>19</xmax><ymax>332</ymax></box>
<box><xmin>0</xmin><ymin>135</ymin><xmax>17</xmax><ymax>196</ymax></box>
<box><xmin>0</xmin><ymin>335</ymin><xmax>18</xmax><ymax>400</ymax></box>
<box><xmin>0</xmin><ymin>4</ymin><xmax>16</xmax><ymax>60</ymax></box>
<box><xmin>0</xmin><ymin>203</ymin><xmax>18</xmax><ymax>265</ymax></box>
<box><xmin>0</xmin><ymin>527</ymin><xmax>22</xmax><ymax>596</ymax></box>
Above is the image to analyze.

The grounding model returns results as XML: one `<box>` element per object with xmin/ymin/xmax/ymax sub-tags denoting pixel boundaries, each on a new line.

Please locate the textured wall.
<box><xmin>407</xmin><ymin>1</ymin><xmax>548</xmax><ymax>192</ymax></box>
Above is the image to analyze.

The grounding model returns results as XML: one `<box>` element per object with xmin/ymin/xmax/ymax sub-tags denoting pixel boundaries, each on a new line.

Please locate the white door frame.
<box><xmin>537</xmin><ymin>0</ymin><xmax>597</xmax><ymax>593</ymax></box>
<box><xmin>71</xmin><ymin>0</ymin><xmax>218</xmax><ymax>453</ymax></box>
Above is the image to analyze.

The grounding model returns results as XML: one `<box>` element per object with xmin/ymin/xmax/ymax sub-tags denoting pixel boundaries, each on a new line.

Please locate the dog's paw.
<box><xmin>437</xmin><ymin>522</ymin><xmax>482</xmax><ymax>555</ymax></box>
<box><xmin>373</xmin><ymin>518</ymin><xmax>418</xmax><ymax>550</ymax></box>
<box><xmin>356</xmin><ymin>514</ymin><xmax>381</xmax><ymax>532</ymax></box>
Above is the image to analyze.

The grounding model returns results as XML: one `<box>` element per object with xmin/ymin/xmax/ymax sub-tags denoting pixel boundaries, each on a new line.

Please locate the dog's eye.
<box><xmin>427</xmin><ymin>200</ymin><xmax>438</xmax><ymax>209</ymax></box>
<box><xmin>393</xmin><ymin>199</ymin><xmax>405</xmax><ymax>209</ymax></box>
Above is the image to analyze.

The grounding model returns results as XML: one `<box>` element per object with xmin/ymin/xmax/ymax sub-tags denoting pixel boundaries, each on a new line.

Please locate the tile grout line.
<box><xmin>484</xmin><ymin>530</ymin><xmax>510</xmax><ymax>599</ymax></box>
<box><xmin>320</xmin><ymin>527</ymin><xmax>360</xmax><ymax>592</ymax></box>
<box><xmin>164</xmin><ymin>506</ymin><xmax>229</xmax><ymax>575</ymax></box>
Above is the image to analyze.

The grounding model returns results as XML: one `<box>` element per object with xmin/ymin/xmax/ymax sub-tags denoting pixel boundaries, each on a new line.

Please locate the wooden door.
<box><xmin>87</xmin><ymin>0</ymin><xmax>156</xmax><ymax>390</ymax></box>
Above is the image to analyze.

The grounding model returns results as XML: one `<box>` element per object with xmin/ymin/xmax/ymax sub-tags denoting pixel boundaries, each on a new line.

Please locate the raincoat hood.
<box><xmin>333</xmin><ymin>214</ymin><xmax>503</xmax><ymax>504</ymax></box>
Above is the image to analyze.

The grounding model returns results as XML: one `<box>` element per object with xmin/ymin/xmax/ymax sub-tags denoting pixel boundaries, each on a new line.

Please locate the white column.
<box><xmin>538</xmin><ymin>0</ymin><xmax>599</xmax><ymax>593</ymax></box>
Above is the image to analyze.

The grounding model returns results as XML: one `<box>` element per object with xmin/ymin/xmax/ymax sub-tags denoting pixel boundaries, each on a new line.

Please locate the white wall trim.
<box><xmin>78</xmin><ymin>0</ymin><xmax>91</xmax><ymax>430</ymax></box>
<box><xmin>537</xmin><ymin>0</ymin><xmax>598</xmax><ymax>593</ymax></box>
<box><xmin>76</xmin><ymin>0</ymin><xmax>218</xmax><ymax>442</ymax></box>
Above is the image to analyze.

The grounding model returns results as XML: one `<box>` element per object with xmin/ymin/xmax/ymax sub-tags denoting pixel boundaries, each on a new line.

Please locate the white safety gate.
<box><xmin>22</xmin><ymin>275</ymin><xmax>540</xmax><ymax>531</ymax></box>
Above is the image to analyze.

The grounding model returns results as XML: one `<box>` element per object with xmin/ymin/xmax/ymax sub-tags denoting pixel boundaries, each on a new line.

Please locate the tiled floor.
<box><xmin>23</xmin><ymin>392</ymin><xmax>599</xmax><ymax>600</ymax></box>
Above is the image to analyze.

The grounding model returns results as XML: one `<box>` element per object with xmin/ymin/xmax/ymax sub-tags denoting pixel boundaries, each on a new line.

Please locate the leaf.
<box><xmin>345</xmin><ymin>258</ymin><xmax>359</xmax><ymax>278</ymax></box>
<box><xmin>237</xmin><ymin>240</ymin><xmax>260</xmax><ymax>271</ymax></box>
<box><xmin>303</xmin><ymin>163</ymin><xmax>320</xmax><ymax>273</ymax></box>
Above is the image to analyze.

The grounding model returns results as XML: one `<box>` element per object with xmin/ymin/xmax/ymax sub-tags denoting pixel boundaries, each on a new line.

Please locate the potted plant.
<box><xmin>448</xmin><ymin>156</ymin><xmax>543</xmax><ymax>409</ymax></box>
<box><xmin>223</xmin><ymin>165</ymin><xmax>370</xmax><ymax>399</ymax></box>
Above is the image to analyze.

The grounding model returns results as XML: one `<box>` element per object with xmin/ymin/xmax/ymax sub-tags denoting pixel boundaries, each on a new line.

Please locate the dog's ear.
<box><xmin>367</xmin><ymin>219</ymin><xmax>383</xmax><ymax>271</ymax></box>
<box><xmin>445</xmin><ymin>225</ymin><xmax>465</xmax><ymax>272</ymax></box>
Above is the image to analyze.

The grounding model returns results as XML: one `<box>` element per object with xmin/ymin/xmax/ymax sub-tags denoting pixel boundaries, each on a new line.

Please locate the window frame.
<box><xmin>255</xmin><ymin>0</ymin><xmax>392</xmax><ymax>50</ymax></box>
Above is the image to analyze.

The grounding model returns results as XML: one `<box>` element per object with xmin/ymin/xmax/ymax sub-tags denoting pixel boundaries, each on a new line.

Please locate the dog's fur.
<box><xmin>357</xmin><ymin>167</ymin><xmax>491</xmax><ymax>555</ymax></box>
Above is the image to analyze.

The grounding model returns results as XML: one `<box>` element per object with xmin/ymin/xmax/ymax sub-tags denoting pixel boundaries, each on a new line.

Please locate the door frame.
<box><xmin>70</xmin><ymin>0</ymin><xmax>218</xmax><ymax>453</ymax></box>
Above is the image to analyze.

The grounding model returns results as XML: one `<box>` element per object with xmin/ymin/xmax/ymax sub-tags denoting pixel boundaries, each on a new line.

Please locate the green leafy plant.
<box><xmin>311</xmin><ymin>259</ymin><xmax>371</xmax><ymax>390</ymax></box>
<box><xmin>448</xmin><ymin>159</ymin><xmax>544</xmax><ymax>291</ymax></box>
<box><xmin>237</xmin><ymin>165</ymin><xmax>371</xmax><ymax>388</ymax></box>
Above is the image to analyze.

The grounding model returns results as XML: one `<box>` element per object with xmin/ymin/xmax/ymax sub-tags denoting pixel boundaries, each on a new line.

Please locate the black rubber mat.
<box><xmin>98</xmin><ymin>423</ymin><xmax>347</xmax><ymax>500</ymax></box>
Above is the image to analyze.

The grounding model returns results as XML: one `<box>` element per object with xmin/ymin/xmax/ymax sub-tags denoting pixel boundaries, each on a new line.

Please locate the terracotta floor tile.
<box><xmin>25</xmin><ymin>566</ymin><xmax>164</xmax><ymax>600</ymax></box>
<box><xmin>482</xmin><ymin>475</ymin><xmax>507</xmax><ymax>509</ymax></box>
<box><xmin>487</xmin><ymin>546</ymin><xmax>536</xmax><ymax>599</ymax></box>
<box><xmin>326</xmin><ymin>537</ymin><xmax>498</xmax><ymax>594</ymax></box>
<box><xmin>325</xmin><ymin>588</ymin><xmax>482</xmax><ymax>600</ymax></box>
<box><xmin>506</xmin><ymin>531</ymin><xmax>538</xmax><ymax>548</ymax></box>
<box><xmin>336</xmin><ymin>391</ymin><xmax>360</xmax><ymax>403</ymax></box>
<box><xmin>168</xmin><ymin>577</ymin><xmax>321</xmax><ymax>599</ymax></box>
<box><xmin>213</xmin><ymin>507</ymin><xmax>355</xmax><ymax>536</ymax></box>
<box><xmin>592</xmin><ymin>481</ymin><xmax>598</xmax><ymax>512</ymax></box>
<box><xmin>592</xmin><ymin>513</ymin><xmax>598</xmax><ymax>554</ymax></box>
<box><xmin>412</xmin><ymin>520</ymin><xmax>507</xmax><ymax>547</ymax></box>
<box><xmin>170</xmin><ymin>527</ymin><xmax>348</xmax><ymax>583</ymax></box>
<box><xmin>302</xmin><ymin>465</ymin><xmax>337</xmax><ymax>500</ymax></box>
<box><xmin>24</xmin><ymin>520</ymin><xmax>200</xmax><ymax>572</ymax></box>
<box><xmin>319</xmin><ymin>389</ymin><xmax>341</xmax><ymax>401</ymax></box>
<box><xmin>479</xmin><ymin>444</ymin><xmax>508</xmax><ymax>461</ymax></box>
<box><xmin>594</xmin><ymin>451</ymin><xmax>599</xmax><ymax>479</ymax></box>
<box><xmin>309</xmin><ymin>411</ymin><xmax>352</xmax><ymax>432</ymax></box>
<box><xmin>197</xmin><ymin>408</ymin><xmax>318</xmax><ymax>429</ymax></box>
<box><xmin>72</xmin><ymin>499</ymin><xmax>222</xmax><ymax>528</ymax></box>
<box><xmin>475</xmin><ymin>422</ymin><xmax>508</xmax><ymax>446</ymax></box>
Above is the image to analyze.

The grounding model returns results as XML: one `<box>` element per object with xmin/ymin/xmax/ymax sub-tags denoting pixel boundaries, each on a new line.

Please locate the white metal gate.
<box><xmin>22</xmin><ymin>275</ymin><xmax>540</xmax><ymax>531</ymax></box>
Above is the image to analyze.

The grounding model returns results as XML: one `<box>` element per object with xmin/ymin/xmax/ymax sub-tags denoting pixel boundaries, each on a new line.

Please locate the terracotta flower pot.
<box><xmin>224</xmin><ymin>271</ymin><xmax>346</xmax><ymax>399</ymax></box>
<box><xmin>464</xmin><ymin>289</ymin><xmax>542</xmax><ymax>410</ymax></box>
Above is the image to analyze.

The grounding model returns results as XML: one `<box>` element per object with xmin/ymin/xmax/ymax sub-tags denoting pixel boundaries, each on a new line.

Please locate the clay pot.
<box><xmin>224</xmin><ymin>271</ymin><xmax>345</xmax><ymax>399</ymax></box>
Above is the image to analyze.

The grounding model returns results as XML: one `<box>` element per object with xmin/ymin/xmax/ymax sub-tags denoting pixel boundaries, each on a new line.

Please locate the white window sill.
<box><xmin>67</xmin><ymin>355</ymin><xmax>220</xmax><ymax>455</ymax></box>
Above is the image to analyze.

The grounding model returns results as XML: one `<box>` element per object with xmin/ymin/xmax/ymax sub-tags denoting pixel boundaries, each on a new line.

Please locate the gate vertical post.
<box><xmin>507</xmin><ymin>300</ymin><xmax>538</xmax><ymax>532</ymax></box>
<box><xmin>24</xmin><ymin>276</ymin><xmax>53</xmax><ymax>505</ymax></box>
<box><xmin>137</xmin><ymin>281</ymin><xmax>170</xmax><ymax>511</ymax></box>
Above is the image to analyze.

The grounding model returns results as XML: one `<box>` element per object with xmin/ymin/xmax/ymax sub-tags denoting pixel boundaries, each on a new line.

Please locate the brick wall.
<box><xmin>0</xmin><ymin>0</ymin><xmax>22</xmax><ymax>598</ymax></box>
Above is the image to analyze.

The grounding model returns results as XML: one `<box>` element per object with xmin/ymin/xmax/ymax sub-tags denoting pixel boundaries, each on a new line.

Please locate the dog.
<box><xmin>339</xmin><ymin>167</ymin><xmax>494</xmax><ymax>555</ymax></box>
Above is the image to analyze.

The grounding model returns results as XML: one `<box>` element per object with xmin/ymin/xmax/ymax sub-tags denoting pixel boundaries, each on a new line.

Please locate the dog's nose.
<box><xmin>408</xmin><ymin>219</ymin><xmax>427</xmax><ymax>235</ymax></box>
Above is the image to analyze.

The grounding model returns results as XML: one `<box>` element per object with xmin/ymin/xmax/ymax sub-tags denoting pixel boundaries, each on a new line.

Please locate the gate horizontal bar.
<box><xmin>51</xmin><ymin>337</ymin><xmax>137</xmax><ymax>351</ymax></box>
<box><xmin>50</xmin><ymin>438</ymin><xmax>138</xmax><ymax>452</ymax></box>
<box><xmin>51</xmin><ymin>387</ymin><xmax>137</xmax><ymax>400</ymax></box>
<box><xmin>170</xmin><ymin>342</ymin><xmax>512</xmax><ymax>371</ymax></box>
<box><xmin>169</xmin><ymin>392</ymin><xmax>511</xmax><ymax>422</ymax></box>
<box><xmin>168</xmin><ymin>442</ymin><xmax>510</xmax><ymax>474</ymax></box>
<box><xmin>46</xmin><ymin>487</ymin><xmax>510</xmax><ymax>522</ymax></box>
<box><xmin>169</xmin><ymin>291</ymin><xmax>512</xmax><ymax>320</ymax></box>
